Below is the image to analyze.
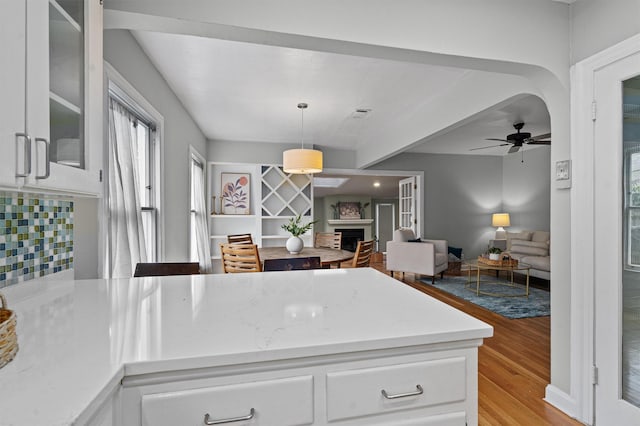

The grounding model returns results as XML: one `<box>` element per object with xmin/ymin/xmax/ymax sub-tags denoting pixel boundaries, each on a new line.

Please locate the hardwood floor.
<box><xmin>367</xmin><ymin>257</ymin><xmax>583</xmax><ymax>425</ymax></box>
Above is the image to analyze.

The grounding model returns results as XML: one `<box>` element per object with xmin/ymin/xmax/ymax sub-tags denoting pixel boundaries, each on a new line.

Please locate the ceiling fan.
<box><xmin>471</xmin><ymin>122</ymin><xmax>551</xmax><ymax>154</ymax></box>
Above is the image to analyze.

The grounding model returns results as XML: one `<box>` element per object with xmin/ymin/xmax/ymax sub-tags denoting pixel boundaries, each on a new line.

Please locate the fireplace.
<box><xmin>336</xmin><ymin>228</ymin><xmax>364</xmax><ymax>252</ymax></box>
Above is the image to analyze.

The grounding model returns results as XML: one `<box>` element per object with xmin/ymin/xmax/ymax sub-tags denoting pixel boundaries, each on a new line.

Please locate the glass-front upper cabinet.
<box><xmin>21</xmin><ymin>0</ymin><xmax>103</xmax><ymax>195</ymax></box>
<box><xmin>49</xmin><ymin>0</ymin><xmax>84</xmax><ymax>169</ymax></box>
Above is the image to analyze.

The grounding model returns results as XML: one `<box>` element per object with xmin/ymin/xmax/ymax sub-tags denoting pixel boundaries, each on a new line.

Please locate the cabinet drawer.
<box><xmin>326</xmin><ymin>357</ymin><xmax>466</xmax><ymax>421</ymax></box>
<box><xmin>141</xmin><ymin>376</ymin><xmax>313</xmax><ymax>426</ymax></box>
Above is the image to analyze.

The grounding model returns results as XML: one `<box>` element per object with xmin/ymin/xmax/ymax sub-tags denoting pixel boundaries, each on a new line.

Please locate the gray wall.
<box><xmin>104</xmin><ymin>29</ymin><xmax>207</xmax><ymax>262</ymax></box>
<box><xmin>372</xmin><ymin>153</ymin><xmax>503</xmax><ymax>258</ymax></box>
<box><xmin>371</xmin><ymin>150</ymin><xmax>550</xmax><ymax>258</ymax></box>
<box><xmin>571</xmin><ymin>0</ymin><xmax>640</xmax><ymax>64</ymax></box>
<box><xmin>74</xmin><ymin>198</ymin><xmax>100</xmax><ymax>279</ymax></box>
<box><xmin>502</xmin><ymin>147</ymin><xmax>551</xmax><ymax>233</ymax></box>
<box><xmin>209</xmin><ymin>140</ymin><xmax>303</xmax><ymax>164</ymax></box>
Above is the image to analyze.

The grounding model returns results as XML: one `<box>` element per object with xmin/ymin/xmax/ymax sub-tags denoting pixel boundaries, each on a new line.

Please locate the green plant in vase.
<box><xmin>281</xmin><ymin>215</ymin><xmax>317</xmax><ymax>254</ymax></box>
<box><xmin>488</xmin><ymin>246</ymin><xmax>502</xmax><ymax>260</ymax></box>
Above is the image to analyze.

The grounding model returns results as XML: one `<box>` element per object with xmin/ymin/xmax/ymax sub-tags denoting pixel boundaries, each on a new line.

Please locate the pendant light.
<box><xmin>283</xmin><ymin>103</ymin><xmax>323</xmax><ymax>174</ymax></box>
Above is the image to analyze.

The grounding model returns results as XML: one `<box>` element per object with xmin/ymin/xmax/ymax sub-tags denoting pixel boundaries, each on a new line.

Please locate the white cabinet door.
<box><xmin>23</xmin><ymin>0</ymin><xmax>103</xmax><ymax>196</ymax></box>
<box><xmin>0</xmin><ymin>0</ymin><xmax>28</xmax><ymax>188</ymax></box>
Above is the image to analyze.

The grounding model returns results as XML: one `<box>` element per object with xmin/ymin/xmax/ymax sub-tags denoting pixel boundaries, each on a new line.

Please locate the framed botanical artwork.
<box><xmin>339</xmin><ymin>202</ymin><xmax>360</xmax><ymax>219</ymax></box>
<box><xmin>221</xmin><ymin>173</ymin><xmax>250</xmax><ymax>214</ymax></box>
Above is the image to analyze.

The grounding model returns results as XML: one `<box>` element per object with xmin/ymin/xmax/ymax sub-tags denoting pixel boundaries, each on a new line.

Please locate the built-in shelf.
<box><xmin>328</xmin><ymin>219</ymin><xmax>374</xmax><ymax>225</ymax></box>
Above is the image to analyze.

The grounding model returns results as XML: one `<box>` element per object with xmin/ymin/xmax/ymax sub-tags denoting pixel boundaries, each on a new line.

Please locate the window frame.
<box><xmin>104</xmin><ymin>62</ymin><xmax>165</xmax><ymax>274</ymax></box>
<box><xmin>623</xmin><ymin>143</ymin><xmax>640</xmax><ymax>270</ymax></box>
<box><xmin>189</xmin><ymin>147</ymin><xmax>207</xmax><ymax>263</ymax></box>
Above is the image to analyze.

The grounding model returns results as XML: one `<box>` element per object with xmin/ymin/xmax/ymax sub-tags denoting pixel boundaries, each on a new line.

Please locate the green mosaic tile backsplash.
<box><xmin>0</xmin><ymin>193</ymin><xmax>73</xmax><ymax>288</ymax></box>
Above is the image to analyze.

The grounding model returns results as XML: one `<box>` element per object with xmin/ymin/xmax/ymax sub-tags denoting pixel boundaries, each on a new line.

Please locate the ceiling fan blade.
<box><xmin>530</xmin><ymin>133</ymin><xmax>551</xmax><ymax>141</ymax></box>
<box><xmin>508</xmin><ymin>145</ymin><xmax>521</xmax><ymax>154</ymax></box>
<box><xmin>485</xmin><ymin>138</ymin><xmax>509</xmax><ymax>142</ymax></box>
<box><xmin>469</xmin><ymin>143</ymin><xmax>510</xmax><ymax>151</ymax></box>
<box><xmin>527</xmin><ymin>140</ymin><xmax>551</xmax><ymax>145</ymax></box>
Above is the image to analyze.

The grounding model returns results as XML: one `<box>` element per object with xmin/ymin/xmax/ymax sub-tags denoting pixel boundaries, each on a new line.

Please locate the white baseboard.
<box><xmin>544</xmin><ymin>384</ymin><xmax>578</xmax><ymax>420</ymax></box>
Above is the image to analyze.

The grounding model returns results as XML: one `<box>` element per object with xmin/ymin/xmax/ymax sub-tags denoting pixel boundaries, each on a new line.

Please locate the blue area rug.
<box><xmin>420</xmin><ymin>275</ymin><xmax>550</xmax><ymax>319</ymax></box>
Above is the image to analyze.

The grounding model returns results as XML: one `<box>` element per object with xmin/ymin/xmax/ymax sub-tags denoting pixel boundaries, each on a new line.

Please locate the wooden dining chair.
<box><xmin>351</xmin><ymin>240</ymin><xmax>375</xmax><ymax>268</ymax></box>
<box><xmin>220</xmin><ymin>243</ymin><xmax>262</xmax><ymax>273</ymax></box>
<box><xmin>227</xmin><ymin>233</ymin><xmax>254</xmax><ymax>245</ymax></box>
<box><xmin>263</xmin><ymin>256</ymin><xmax>322</xmax><ymax>272</ymax></box>
<box><xmin>314</xmin><ymin>232</ymin><xmax>342</xmax><ymax>249</ymax></box>
<box><xmin>133</xmin><ymin>262</ymin><xmax>200</xmax><ymax>277</ymax></box>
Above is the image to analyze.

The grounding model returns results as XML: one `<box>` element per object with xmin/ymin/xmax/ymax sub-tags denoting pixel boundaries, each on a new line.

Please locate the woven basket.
<box><xmin>0</xmin><ymin>293</ymin><xmax>18</xmax><ymax>369</ymax></box>
<box><xmin>477</xmin><ymin>255</ymin><xmax>518</xmax><ymax>267</ymax></box>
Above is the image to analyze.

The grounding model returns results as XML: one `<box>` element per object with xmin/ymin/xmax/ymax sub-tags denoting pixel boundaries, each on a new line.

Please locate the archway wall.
<box><xmin>105</xmin><ymin>0</ymin><xmax>573</xmax><ymax>403</ymax></box>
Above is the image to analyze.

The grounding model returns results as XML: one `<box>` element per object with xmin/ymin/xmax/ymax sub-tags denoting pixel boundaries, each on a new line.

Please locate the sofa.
<box><xmin>503</xmin><ymin>230</ymin><xmax>550</xmax><ymax>280</ymax></box>
<box><xmin>386</xmin><ymin>228</ymin><xmax>448</xmax><ymax>283</ymax></box>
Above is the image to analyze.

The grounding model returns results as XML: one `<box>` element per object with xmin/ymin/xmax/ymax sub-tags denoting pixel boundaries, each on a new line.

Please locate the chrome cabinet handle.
<box><xmin>14</xmin><ymin>132</ymin><xmax>31</xmax><ymax>177</ymax></box>
<box><xmin>34</xmin><ymin>137</ymin><xmax>50</xmax><ymax>179</ymax></box>
<box><xmin>204</xmin><ymin>408</ymin><xmax>255</xmax><ymax>424</ymax></box>
<box><xmin>381</xmin><ymin>384</ymin><xmax>424</xmax><ymax>400</ymax></box>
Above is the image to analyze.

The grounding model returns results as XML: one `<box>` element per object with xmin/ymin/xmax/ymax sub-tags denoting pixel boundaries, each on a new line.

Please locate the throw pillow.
<box><xmin>509</xmin><ymin>245</ymin><xmax>549</xmax><ymax>257</ymax></box>
<box><xmin>531</xmin><ymin>230</ymin><xmax>550</xmax><ymax>243</ymax></box>
<box><xmin>448</xmin><ymin>246</ymin><xmax>463</xmax><ymax>259</ymax></box>
<box><xmin>394</xmin><ymin>228</ymin><xmax>416</xmax><ymax>242</ymax></box>
<box><xmin>506</xmin><ymin>231</ymin><xmax>533</xmax><ymax>250</ymax></box>
<box><xmin>511</xmin><ymin>240</ymin><xmax>549</xmax><ymax>250</ymax></box>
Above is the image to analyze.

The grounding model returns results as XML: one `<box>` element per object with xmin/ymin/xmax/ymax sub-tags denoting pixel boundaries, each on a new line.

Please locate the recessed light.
<box><xmin>373</xmin><ymin>181</ymin><xmax>381</xmax><ymax>187</ymax></box>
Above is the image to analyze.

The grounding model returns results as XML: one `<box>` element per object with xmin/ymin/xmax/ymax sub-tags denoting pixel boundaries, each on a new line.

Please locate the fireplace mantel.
<box><xmin>328</xmin><ymin>219</ymin><xmax>374</xmax><ymax>225</ymax></box>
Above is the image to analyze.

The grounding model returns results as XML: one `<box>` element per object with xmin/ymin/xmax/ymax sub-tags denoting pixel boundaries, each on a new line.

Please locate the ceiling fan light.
<box><xmin>283</xmin><ymin>148</ymin><xmax>323</xmax><ymax>174</ymax></box>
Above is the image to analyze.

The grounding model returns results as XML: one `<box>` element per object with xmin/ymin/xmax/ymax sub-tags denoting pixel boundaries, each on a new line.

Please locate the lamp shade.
<box><xmin>492</xmin><ymin>213</ymin><xmax>511</xmax><ymax>227</ymax></box>
<box><xmin>283</xmin><ymin>148</ymin><xmax>323</xmax><ymax>174</ymax></box>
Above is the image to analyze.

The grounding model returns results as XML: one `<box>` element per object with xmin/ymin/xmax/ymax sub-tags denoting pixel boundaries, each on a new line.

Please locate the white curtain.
<box><xmin>192</xmin><ymin>158</ymin><xmax>212</xmax><ymax>273</ymax></box>
<box><xmin>108</xmin><ymin>99</ymin><xmax>148</xmax><ymax>278</ymax></box>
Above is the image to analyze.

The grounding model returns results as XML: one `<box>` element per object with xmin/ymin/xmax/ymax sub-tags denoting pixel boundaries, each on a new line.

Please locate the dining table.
<box><xmin>258</xmin><ymin>246</ymin><xmax>355</xmax><ymax>268</ymax></box>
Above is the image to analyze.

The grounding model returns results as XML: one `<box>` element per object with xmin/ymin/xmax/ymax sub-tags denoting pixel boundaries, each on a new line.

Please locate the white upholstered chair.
<box><xmin>386</xmin><ymin>228</ymin><xmax>448</xmax><ymax>283</ymax></box>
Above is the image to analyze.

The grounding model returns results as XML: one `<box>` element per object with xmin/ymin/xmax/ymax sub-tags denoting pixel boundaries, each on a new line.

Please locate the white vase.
<box><xmin>286</xmin><ymin>236</ymin><xmax>304</xmax><ymax>254</ymax></box>
<box><xmin>489</xmin><ymin>253</ymin><xmax>500</xmax><ymax>260</ymax></box>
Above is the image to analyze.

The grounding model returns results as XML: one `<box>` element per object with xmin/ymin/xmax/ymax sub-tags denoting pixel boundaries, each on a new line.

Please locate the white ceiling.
<box><xmin>131</xmin><ymin>30</ymin><xmax>551</xmax><ymax>162</ymax></box>
<box><xmin>407</xmin><ymin>95</ymin><xmax>551</xmax><ymax>156</ymax></box>
<box><xmin>130</xmin><ymin>30</ymin><xmax>553</xmax><ymax>197</ymax></box>
<box><xmin>132</xmin><ymin>30</ymin><xmax>473</xmax><ymax>151</ymax></box>
<box><xmin>313</xmin><ymin>174</ymin><xmax>404</xmax><ymax>198</ymax></box>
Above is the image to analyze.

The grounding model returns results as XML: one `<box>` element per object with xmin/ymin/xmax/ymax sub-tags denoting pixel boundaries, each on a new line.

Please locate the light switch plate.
<box><xmin>555</xmin><ymin>160</ymin><xmax>571</xmax><ymax>189</ymax></box>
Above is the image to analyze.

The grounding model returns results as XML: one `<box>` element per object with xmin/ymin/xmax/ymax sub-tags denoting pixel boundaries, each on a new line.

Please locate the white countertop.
<box><xmin>0</xmin><ymin>268</ymin><xmax>492</xmax><ymax>425</ymax></box>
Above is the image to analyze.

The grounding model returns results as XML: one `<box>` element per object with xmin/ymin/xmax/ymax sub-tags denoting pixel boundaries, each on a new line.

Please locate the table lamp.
<box><xmin>492</xmin><ymin>213</ymin><xmax>510</xmax><ymax>239</ymax></box>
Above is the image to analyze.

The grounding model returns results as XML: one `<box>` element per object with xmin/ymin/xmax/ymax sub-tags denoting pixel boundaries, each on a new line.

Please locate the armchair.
<box><xmin>386</xmin><ymin>228</ymin><xmax>448</xmax><ymax>283</ymax></box>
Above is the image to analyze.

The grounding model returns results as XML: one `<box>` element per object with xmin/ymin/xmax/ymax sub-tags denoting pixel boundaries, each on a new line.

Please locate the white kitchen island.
<box><xmin>0</xmin><ymin>268</ymin><xmax>492</xmax><ymax>426</ymax></box>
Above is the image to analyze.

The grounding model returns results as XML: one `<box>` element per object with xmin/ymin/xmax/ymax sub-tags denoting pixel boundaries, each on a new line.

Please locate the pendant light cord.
<box><xmin>298</xmin><ymin>102</ymin><xmax>308</xmax><ymax>150</ymax></box>
<box><xmin>301</xmin><ymin>107</ymin><xmax>304</xmax><ymax>149</ymax></box>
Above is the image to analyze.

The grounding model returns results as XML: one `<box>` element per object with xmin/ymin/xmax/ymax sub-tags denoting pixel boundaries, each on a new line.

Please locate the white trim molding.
<box><xmin>569</xmin><ymin>32</ymin><xmax>640</xmax><ymax>425</ymax></box>
<box><xmin>545</xmin><ymin>384</ymin><xmax>578</xmax><ymax>419</ymax></box>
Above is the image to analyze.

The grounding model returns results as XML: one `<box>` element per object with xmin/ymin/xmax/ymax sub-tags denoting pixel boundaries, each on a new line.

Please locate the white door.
<box><xmin>594</xmin><ymin>49</ymin><xmax>640</xmax><ymax>424</ymax></box>
<box><xmin>399</xmin><ymin>176</ymin><xmax>419</xmax><ymax>235</ymax></box>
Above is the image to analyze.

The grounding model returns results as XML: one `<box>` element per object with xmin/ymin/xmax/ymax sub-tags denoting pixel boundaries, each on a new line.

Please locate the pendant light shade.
<box><xmin>283</xmin><ymin>103</ymin><xmax>323</xmax><ymax>174</ymax></box>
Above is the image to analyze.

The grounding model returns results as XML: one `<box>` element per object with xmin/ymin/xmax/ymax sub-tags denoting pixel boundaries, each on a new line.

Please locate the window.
<box><xmin>189</xmin><ymin>148</ymin><xmax>211</xmax><ymax>272</ymax></box>
<box><xmin>107</xmin><ymin>82</ymin><xmax>160</xmax><ymax>277</ymax></box>
<box><xmin>133</xmin><ymin>118</ymin><xmax>158</xmax><ymax>262</ymax></box>
<box><xmin>624</xmin><ymin>144</ymin><xmax>640</xmax><ymax>269</ymax></box>
<box><xmin>624</xmin><ymin>77</ymin><xmax>640</xmax><ymax>270</ymax></box>
<box><xmin>190</xmin><ymin>154</ymin><xmax>204</xmax><ymax>262</ymax></box>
